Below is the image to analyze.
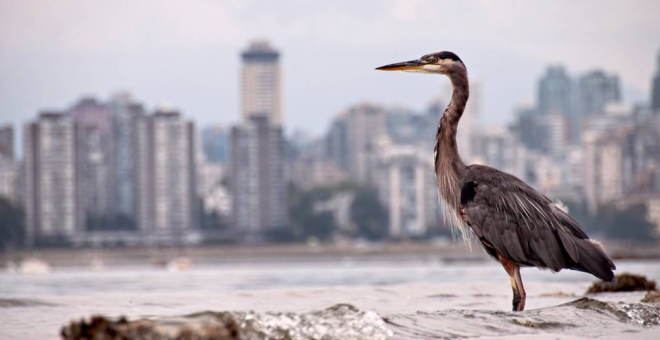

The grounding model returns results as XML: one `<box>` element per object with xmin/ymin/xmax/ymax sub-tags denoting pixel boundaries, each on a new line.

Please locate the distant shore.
<box><xmin>1</xmin><ymin>240</ymin><xmax>658</xmax><ymax>269</ymax></box>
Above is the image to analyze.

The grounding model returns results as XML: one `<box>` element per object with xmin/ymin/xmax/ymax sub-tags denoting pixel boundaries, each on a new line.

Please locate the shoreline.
<box><xmin>1</xmin><ymin>240</ymin><xmax>659</xmax><ymax>269</ymax></box>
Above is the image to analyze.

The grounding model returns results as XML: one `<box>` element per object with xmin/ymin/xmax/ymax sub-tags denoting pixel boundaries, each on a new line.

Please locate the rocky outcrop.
<box><xmin>587</xmin><ymin>273</ymin><xmax>657</xmax><ymax>293</ymax></box>
<box><xmin>61</xmin><ymin>304</ymin><xmax>391</xmax><ymax>340</ymax></box>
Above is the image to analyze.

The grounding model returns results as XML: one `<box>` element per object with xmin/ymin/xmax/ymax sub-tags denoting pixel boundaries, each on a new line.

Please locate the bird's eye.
<box><xmin>426</xmin><ymin>57</ymin><xmax>438</xmax><ymax>64</ymax></box>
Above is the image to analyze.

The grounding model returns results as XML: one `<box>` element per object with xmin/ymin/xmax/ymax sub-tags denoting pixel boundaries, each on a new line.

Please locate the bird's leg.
<box><xmin>513</xmin><ymin>266</ymin><xmax>526</xmax><ymax>312</ymax></box>
<box><xmin>497</xmin><ymin>253</ymin><xmax>525</xmax><ymax>312</ymax></box>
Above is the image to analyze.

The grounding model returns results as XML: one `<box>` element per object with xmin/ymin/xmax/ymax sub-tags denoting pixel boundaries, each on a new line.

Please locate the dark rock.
<box><xmin>61</xmin><ymin>314</ymin><xmax>239</xmax><ymax>340</ymax></box>
<box><xmin>586</xmin><ymin>273</ymin><xmax>657</xmax><ymax>293</ymax></box>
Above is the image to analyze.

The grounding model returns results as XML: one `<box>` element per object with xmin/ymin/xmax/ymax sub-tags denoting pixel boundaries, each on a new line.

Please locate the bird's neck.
<box><xmin>445</xmin><ymin>69</ymin><xmax>470</xmax><ymax>127</ymax></box>
<box><xmin>434</xmin><ymin>68</ymin><xmax>469</xmax><ymax>210</ymax></box>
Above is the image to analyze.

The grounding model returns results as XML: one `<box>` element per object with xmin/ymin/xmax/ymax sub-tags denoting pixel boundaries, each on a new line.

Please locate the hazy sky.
<box><xmin>1</xmin><ymin>0</ymin><xmax>659</xmax><ymax>137</ymax></box>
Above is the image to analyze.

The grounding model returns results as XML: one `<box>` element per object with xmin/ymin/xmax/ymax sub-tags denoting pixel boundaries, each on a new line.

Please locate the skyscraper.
<box><xmin>578</xmin><ymin>70</ymin><xmax>621</xmax><ymax>116</ymax></box>
<box><xmin>231</xmin><ymin>116</ymin><xmax>288</xmax><ymax>237</ymax></box>
<box><xmin>232</xmin><ymin>41</ymin><xmax>288</xmax><ymax>239</ymax></box>
<box><xmin>241</xmin><ymin>41</ymin><xmax>281</xmax><ymax>125</ymax></box>
<box><xmin>538</xmin><ymin>66</ymin><xmax>574</xmax><ymax>117</ymax></box>
<box><xmin>23</xmin><ymin>113</ymin><xmax>79</xmax><ymax>244</ymax></box>
<box><xmin>652</xmin><ymin>51</ymin><xmax>660</xmax><ymax>114</ymax></box>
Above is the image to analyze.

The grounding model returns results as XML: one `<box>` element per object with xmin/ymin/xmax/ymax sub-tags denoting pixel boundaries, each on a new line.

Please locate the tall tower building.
<box><xmin>573</xmin><ymin>70</ymin><xmax>621</xmax><ymax>142</ymax></box>
<box><xmin>538</xmin><ymin>66</ymin><xmax>581</xmax><ymax>144</ymax></box>
<box><xmin>538</xmin><ymin>66</ymin><xmax>574</xmax><ymax>117</ymax></box>
<box><xmin>241</xmin><ymin>41</ymin><xmax>281</xmax><ymax>125</ymax></box>
<box><xmin>23</xmin><ymin>113</ymin><xmax>79</xmax><ymax>244</ymax></box>
<box><xmin>231</xmin><ymin>116</ymin><xmax>288</xmax><ymax>237</ymax></box>
<box><xmin>652</xmin><ymin>51</ymin><xmax>660</xmax><ymax>114</ymax></box>
<box><xmin>578</xmin><ymin>70</ymin><xmax>621</xmax><ymax>116</ymax></box>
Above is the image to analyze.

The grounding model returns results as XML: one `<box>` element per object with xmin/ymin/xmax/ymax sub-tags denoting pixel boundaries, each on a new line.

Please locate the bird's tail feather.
<box><xmin>556</xmin><ymin>211</ymin><xmax>615</xmax><ymax>282</ymax></box>
<box><xmin>567</xmin><ymin>237</ymin><xmax>616</xmax><ymax>282</ymax></box>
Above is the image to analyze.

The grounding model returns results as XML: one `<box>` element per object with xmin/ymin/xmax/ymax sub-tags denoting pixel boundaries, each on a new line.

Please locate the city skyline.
<box><xmin>1</xmin><ymin>40</ymin><xmax>659</xmax><ymax>246</ymax></box>
<box><xmin>1</xmin><ymin>0</ymin><xmax>659</xmax><ymax>141</ymax></box>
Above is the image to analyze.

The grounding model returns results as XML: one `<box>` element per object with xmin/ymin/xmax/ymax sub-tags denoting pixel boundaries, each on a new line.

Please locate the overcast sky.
<box><xmin>1</xmin><ymin>0</ymin><xmax>659</xmax><ymax>138</ymax></box>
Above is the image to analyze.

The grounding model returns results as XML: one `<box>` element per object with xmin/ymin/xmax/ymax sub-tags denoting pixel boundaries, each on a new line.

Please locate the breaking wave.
<box><xmin>213</xmin><ymin>303</ymin><xmax>393</xmax><ymax>340</ymax></box>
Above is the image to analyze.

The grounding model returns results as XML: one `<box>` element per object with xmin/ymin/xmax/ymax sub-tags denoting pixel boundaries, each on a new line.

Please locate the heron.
<box><xmin>376</xmin><ymin>51</ymin><xmax>616</xmax><ymax>312</ymax></box>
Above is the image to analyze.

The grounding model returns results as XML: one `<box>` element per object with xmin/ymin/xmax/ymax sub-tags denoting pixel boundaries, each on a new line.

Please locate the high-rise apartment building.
<box><xmin>344</xmin><ymin>104</ymin><xmax>387</xmax><ymax>184</ymax></box>
<box><xmin>583</xmin><ymin>130</ymin><xmax>625</xmax><ymax>214</ymax></box>
<box><xmin>0</xmin><ymin>125</ymin><xmax>17</xmax><ymax>204</ymax></box>
<box><xmin>134</xmin><ymin>109</ymin><xmax>197</xmax><ymax>240</ymax></box>
<box><xmin>241</xmin><ymin>41</ymin><xmax>281</xmax><ymax>125</ymax></box>
<box><xmin>110</xmin><ymin>92</ymin><xmax>145</xmax><ymax>224</ymax></box>
<box><xmin>537</xmin><ymin>114</ymin><xmax>570</xmax><ymax>160</ymax></box>
<box><xmin>69</xmin><ymin>97</ymin><xmax>115</xmax><ymax>230</ymax></box>
<box><xmin>23</xmin><ymin>113</ymin><xmax>79</xmax><ymax>244</ymax></box>
<box><xmin>231</xmin><ymin>116</ymin><xmax>288</xmax><ymax>237</ymax></box>
<box><xmin>374</xmin><ymin>140</ymin><xmax>439</xmax><ymax>238</ymax></box>
<box><xmin>581</xmin><ymin>105</ymin><xmax>636</xmax><ymax>214</ymax></box>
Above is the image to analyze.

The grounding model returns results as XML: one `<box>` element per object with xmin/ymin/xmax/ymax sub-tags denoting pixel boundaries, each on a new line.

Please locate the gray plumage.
<box><xmin>462</xmin><ymin>165</ymin><xmax>616</xmax><ymax>282</ymax></box>
<box><xmin>377</xmin><ymin>51</ymin><xmax>616</xmax><ymax>311</ymax></box>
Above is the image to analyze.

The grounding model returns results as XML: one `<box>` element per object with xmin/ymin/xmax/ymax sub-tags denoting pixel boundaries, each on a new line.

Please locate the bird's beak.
<box><xmin>376</xmin><ymin>59</ymin><xmax>424</xmax><ymax>71</ymax></box>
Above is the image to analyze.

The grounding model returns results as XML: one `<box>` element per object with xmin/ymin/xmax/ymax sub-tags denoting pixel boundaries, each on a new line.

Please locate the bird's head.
<box><xmin>376</xmin><ymin>51</ymin><xmax>465</xmax><ymax>75</ymax></box>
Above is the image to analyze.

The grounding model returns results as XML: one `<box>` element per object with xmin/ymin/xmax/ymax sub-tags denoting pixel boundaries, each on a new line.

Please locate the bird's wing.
<box><xmin>461</xmin><ymin>165</ymin><xmax>615</xmax><ymax>280</ymax></box>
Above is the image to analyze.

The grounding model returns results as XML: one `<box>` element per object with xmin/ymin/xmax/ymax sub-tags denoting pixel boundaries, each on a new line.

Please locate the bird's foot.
<box><xmin>512</xmin><ymin>293</ymin><xmax>525</xmax><ymax>312</ymax></box>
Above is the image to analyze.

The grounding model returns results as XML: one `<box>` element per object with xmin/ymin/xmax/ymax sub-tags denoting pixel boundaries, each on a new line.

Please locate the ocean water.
<box><xmin>1</xmin><ymin>259</ymin><xmax>659</xmax><ymax>339</ymax></box>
